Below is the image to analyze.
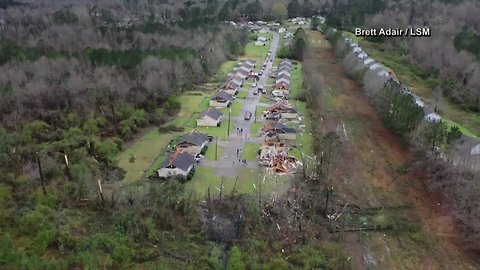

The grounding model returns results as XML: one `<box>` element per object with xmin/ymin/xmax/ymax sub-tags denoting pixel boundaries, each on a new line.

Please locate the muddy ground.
<box><xmin>307</xmin><ymin>30</ymin><xmax>480</xmax><ymax>270</ymax></box>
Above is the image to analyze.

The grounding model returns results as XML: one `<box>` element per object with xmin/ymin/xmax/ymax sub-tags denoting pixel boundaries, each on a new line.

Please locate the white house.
<box><xmin>197</xmin><ymin>108</ymin><xmax>223</xmax><ymax>127</ymax></box>
<box><xmin>157</xmin><ymin>151</ymin><xmax>196</xmax><ymax>179</ymax></box>
<box><xmin>255</xmin><ymin>41</ymin><xmax>265</xmax><ymax>46</ymax></box>
<box><xmin>176</xmin><ymin>131</ymin><xmax>210</xmax><ymax>155</ymax></box>
<box><xmin>258</xmin><ymin>36</ymin><xmax>268</xmax><ymax>42</ymax></box>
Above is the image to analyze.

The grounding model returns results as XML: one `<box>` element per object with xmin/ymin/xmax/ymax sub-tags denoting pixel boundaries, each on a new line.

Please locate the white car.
<box><xmin>251</xmin><ymin>82</ymin><xmax>257</xmax><ymax>87</ymax></box>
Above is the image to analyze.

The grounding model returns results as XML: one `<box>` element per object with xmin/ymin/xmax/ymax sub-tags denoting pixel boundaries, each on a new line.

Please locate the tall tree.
<box><xmin>287</xmin><ymin>0</ymin><xmax>300</xmax><ymax>18</ymax></box>
<box><xmin>271</xmin><ymin>3</ymin><xmax>287</xmax><ymax>21</ymax></box>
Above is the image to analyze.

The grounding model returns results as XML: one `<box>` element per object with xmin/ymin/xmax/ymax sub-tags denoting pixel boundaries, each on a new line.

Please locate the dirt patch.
<box><xmin>307</xmin><ymin>30</ymin><xmax>480</xmax><ymax>269</ymax></box>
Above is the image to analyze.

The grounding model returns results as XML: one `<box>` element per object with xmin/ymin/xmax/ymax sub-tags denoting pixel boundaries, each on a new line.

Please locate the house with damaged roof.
<box><xmin>264</xmin><ymin>103</ymin><xmax>298</xmax><ymax>119</ymax></box>
<box><xmin>197</xmin><ymin>107</ymin><xmax>223</xmax><ymax>127</ymax></box>
<box><xmin>210</xmin><ymin>90</ymin><xmax>234</xmax><ymax>108</ymax></box>
<box><xmin>157</xmin><ymin>151</ymin><xmax>196</xmax><ymax>180</ymax></box>
<box><xmin>175</xmin><ymin>130</ymin><xmax>210</xmax><ymax>155</ymax></box>
<box><xmin>262</xmin><ymin>122</ymin><xmax>297</xmax><ymax>141</ymax></box>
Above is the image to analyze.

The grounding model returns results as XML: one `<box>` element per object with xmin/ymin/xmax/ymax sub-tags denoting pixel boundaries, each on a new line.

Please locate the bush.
<box><xmin>158</xmin><ymin>125</ymin><xmax>184</xmax><ymax>133</ymax></box>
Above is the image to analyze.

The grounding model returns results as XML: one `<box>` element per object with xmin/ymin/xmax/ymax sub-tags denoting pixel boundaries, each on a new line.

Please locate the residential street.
<box><xmin>213</xmin><ymin>32</ymin><xmax>279</xmax><ymax>177</ymax></box>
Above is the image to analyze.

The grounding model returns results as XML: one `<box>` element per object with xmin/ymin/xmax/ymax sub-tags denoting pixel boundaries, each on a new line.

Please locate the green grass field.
<box><xmin>290</xmin><ymin>63</ymin><xmax>303</xmax><ymax>97</ymax></box>
<box><xmin>244</xmin><ymin>43</ymin><xmax>269</xmax><ymax>61</ymax></box>
<box><xmin>204</xmin><ymin>145</ymin><xmax>224</xmax><ymax>161</ymax></box>
<box><xmin>196</xmin><ymin>121</ymin><xmax>232</xmax><ymax>140</ymax></box>
<box><xmin>243</xmin><ymin>142</ymin><xmax>260</xmax><ymax>161</ymax></box>
<box><xmin>185</xmin><ymin>166</ymin><xmax>291</xmax><ymax>197</ymax></box>
<box><xmin>213</xmin><ymin>61</ymin><xmax>237</xmax><ymax>81</ymax></box>
<box><xmin>220</xmin><ymin>101</ymin><xmax>243</xmax><ymax>117</ymax></box>
<box><xmin>250</xmin><ymin>122</ymin><xmax>263</xmax><ymax>137</ymax></box>
<box><xmin>116</xmin><ymin>93</ymin><xmax>216</xmax><ymax>183</ymax></box>
<box><xmin>236</xmin><ymin>89</ymin><xmax>249</xmax><ymax>99</ymax></box>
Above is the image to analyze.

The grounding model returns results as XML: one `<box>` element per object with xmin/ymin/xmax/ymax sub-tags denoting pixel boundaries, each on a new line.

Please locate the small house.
<box><xmin>157</xmin><ymin>151</ymin><xmax>196</xmax><ymax>180</ymax></box>
<box><xmin>278</xmin><ymin>65</ymin><xmax>292</xmax><ymax>73</ymax></box>
<box><xmin>278</xmin><ymin>27</ymin><xmax>286</xmax><ymax>33</ymax></box>
<box><xmin>266</xmin><ymin>103</ymin><xmax>298</xmax><ymax>119</ymax></box>
<box><xmin>275</xmin><ymin>81</ymin><xmax>290</xmax><ymax>90</ymax></box>
<box><xmin>284</xmin><ymin>32</ymin><xmax>294</xmax><ymax>39</ymax></box>
<box><xmin>255</xmin><ymin>41</ymin><xmax>266</xmax><ymax>46</ymax></box>
<box><xmin>263</xmin><ymin>122</ymin><xmax>297</xmax><ymax>141</ymax></box>
<box><xmin>280</xmin><ymin>60</ymin><xmax>292</xmax><ymax>67</ymax></box>
<box><xmin>258</xmin><ymin>36</ymin><xmax>268</xmax><ymax>42</ymax></box>
<box><xmin>234</xmin><ymin>65</ymin><xmax>252</xmax><ymax>73</ymax></box>
<box><xmin>276</xmin><ymin>72</ymin><xmax>291</xmax><ymax>80</ymax></box>
<box><xmin>176</xmin><ymin>131</ymin><xmax>210</xmax><ymax>155</ymax></box>
<box><xmin>234</xmin><ymin>69</ymin><xmax>249</xmax><ymax>79</ymax></box>
<box><xmin>197</xmin><ymin>108</ymin><xmax>223</xmax><ymax>127</ymax></box>
<box><xmin>222</xmin><ymin>87</ymin><xmax>239</xmax><ymax>96</ymax></box>
<box><xmin>210</xmin><ymin>90</ymin><xmax>233</xmax><ymax>108</ymax></box>
<box><xmin>239</xmin><ymin>59</ymin><xmax>256</xmax><ymax>67</ymax></box>
<box><xmin>275</xmin><ymin>77</ymin><xmax>290</xmax><ymax>85</ymax></box>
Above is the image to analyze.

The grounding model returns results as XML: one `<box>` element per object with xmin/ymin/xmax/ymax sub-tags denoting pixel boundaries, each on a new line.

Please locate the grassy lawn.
<box><xmin>250</xmin><ymin>122</ymin><xmax>263</xmax><ymax>137</ymax></box>
<box><xmin>204</xmin><ymin>145</ymin><xmax>224</xmax><ymax>161</ymax></box>
<box><xmin>185</xmin><ymin>166</ymin><xmax>291</xmax><ymax>197</ymax></box>
<box><xmin>256</xmin><ymin>106</ymin><xmax>265</xmax><ymax>118</ymax></box>
<box><xmin>290</xmin><ymin>63</ymin><xmax>303</xmax><ymax>97</ymax></box>
<box><xmin>146</xmin><ymin>155</ymin><xmax>166</xmax><ymax>177</ymax></box>
<box><xmin>196</xmin><ymin>120</ymin><xmax>232</xmax><ymax>140</ymax></box>
<box><xmin>117</xmin><ymin>131</ymin><xmax>184</xmax><ymax>183</ymax></box>
<box><xmin>116</xmin><ymin>94</ymin><xmax>213</xmax><ymax>183</ymax></box>
<box><xmin>259</xmin><ymin>94</ymin><xmax>273</xmax><ymax>104</ymax></box>
<box><xmin>185</xmin><ymin>166</ymin><xmax>221</xmax><ymax>196</ymax></box>
<box><xmin>244</xmin><ymin>43</ymin><xmax>269</xmax><ymax>60</ymax></box>
<box><xmin>236</xmin><ymin>89</ymin><xmax>249</xmax><ymax>99</ymax></box>
<box><xmin>213</xmin><ymin>60</ymin><xmax>237</xmax><ymax>81</ymax></box>
<box><xmin>243</xmin><ymin>142</ymin><xmax>260</xmax><ymax>161</ymax></box>
<box><xmin>220</xmin><ymin>101</ymin><xmax>243</xmax><ymax>117</ymax></box>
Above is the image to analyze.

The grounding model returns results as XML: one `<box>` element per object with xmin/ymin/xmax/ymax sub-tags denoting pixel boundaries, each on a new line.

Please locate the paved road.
<box><xmin>214</xmin><ymin>32</ymin><xmax>280</xmax><ymax>177</ymax></box>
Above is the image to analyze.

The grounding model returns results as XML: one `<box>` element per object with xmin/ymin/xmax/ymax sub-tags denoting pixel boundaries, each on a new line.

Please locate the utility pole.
<box><xmin>227</xmin><ymin>106</ymin><xmax>231</xmax><ymax>136</ymax></box>
<box><xmin>215</xmin><ymin>136</ymin><xmax>218</xmax><ymax>161</ymax></box>
<box><xmin>36</xmin><ymin>152</ymin><xmax>46</xmax><ymax>195</ymax></box>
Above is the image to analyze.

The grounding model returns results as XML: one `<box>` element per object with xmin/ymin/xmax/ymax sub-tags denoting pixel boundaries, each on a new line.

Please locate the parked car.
<box><xmin>251</xmin><ymin>82</ymin><xmax>257</xmax><ymax>87</ymax></box>
<box><xmin>258</xmin><ymin>84</ymin><xmax>264</xmax><ymax>90</ymax></box>
<box><xmin>253</xmin><ymin>90</ymin><xmax>258</xmax><ymax>95</ymax></box>
<box><xmin>244</xmin><ymin>111</ymin><xmax>252</xmax><ymax>120</ymax></box>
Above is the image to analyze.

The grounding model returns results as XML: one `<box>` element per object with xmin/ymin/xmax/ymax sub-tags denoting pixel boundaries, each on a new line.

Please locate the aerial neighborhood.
<box><xmin>156</xmin><ymin>25</ymin><xmax>306</xmax><ymax>180</ymax></box>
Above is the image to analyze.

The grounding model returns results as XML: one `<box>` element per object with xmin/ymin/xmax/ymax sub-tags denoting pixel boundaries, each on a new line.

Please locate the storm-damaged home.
<box><xmin>197</xmin><ymin>107</ymin><xmax>223</xmax><ymax>127</ymax></box>
<box><xmin>262</xmin><ymin>122</ymin><xmax>297</xmax><ymax>141</ymax></box>
<box><xmin>176</xmin><ymin>130</ymin><xmax>210</xmax><ymax>155</ymax></box>
<box><xmin>157</xmin><ymin>151</ymin><xmax>196</xmax><ymax>180</ymax></box>
<box><xmin>264</xmin><ymin>103</ymin><xmax>298</xmax><ymax>119</ymax></box>
<box><xmin>210</xmin><ymin>90</ymin><xmax>234</xmax><ymax>108</ymax></box>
